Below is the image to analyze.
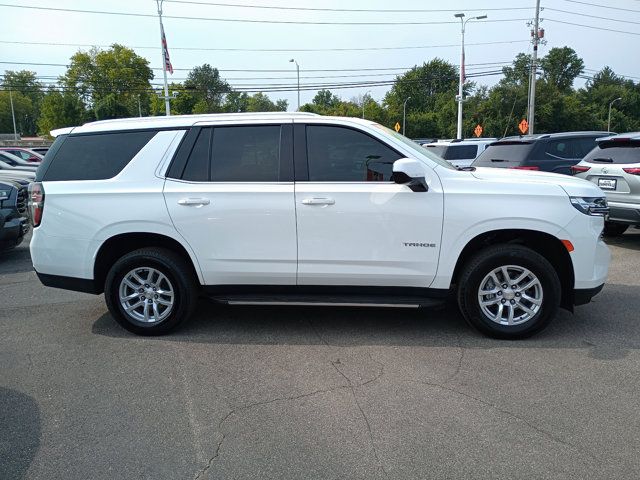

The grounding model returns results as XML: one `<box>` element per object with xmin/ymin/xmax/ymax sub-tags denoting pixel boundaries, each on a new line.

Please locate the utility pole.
<box><xmin>289</xmin><ymin>59</ymin><xmax>300</xmax><ymax>111</ymax></box>
<box><xmin>156</xmin><ymin>0</ymin><xmax>171</xmax><ymax>115</ymax></box>
<box><xmin>454</xmin><ymin>13</ymin><xmax>487</xmax><ymax>140</ymax></box>
<box><xmin>9</xmin><ymin>89</ymin><xmax>18</xmax><ymax>141</ymax></box>
<box><xmin>527</xmin><ymin>0</ymin><xmax>541</xmax><ymax>135</ymax></box>
<box><xmin>608</xmin><ymin>97</ymin><xmax>622</xmax><ymax>133</ymax></box>
<box><xmin>137</xmin><ymin>94</ymin><xmax>142</xmax><ymax>117</ymax></box>
<box><xmin>402</xmin><ymin>97</ymin><xmax>411</xmax><ymax>135</ymax></box>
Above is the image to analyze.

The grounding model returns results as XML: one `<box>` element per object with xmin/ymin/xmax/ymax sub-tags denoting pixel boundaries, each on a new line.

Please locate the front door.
<box><xmin>164</xmin><ymin>123</ymin><xmax>297</xmax><ymax>285</ymax></box>
<box><xmin>294</xmin><ymin>124</ymin><xmax>444</xmax><ymax>287</ymax></box>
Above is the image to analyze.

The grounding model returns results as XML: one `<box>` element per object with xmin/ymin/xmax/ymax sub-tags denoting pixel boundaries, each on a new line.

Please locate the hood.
<box><xmin>471</xmin><ymin>167</ymin><xmax>604</xmax><ymax>198</ymax></box>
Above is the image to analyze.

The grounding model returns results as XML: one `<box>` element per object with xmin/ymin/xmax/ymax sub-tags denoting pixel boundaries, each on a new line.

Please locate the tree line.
<box><xmin>0</xmin><ymin>44</ymin><xmax>638</xmax><ymax>138</ymax></box>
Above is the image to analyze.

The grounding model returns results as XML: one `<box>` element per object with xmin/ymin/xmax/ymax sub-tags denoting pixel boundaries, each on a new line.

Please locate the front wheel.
<box><xmin>457</xmin><ymin>245</ymin><xmax>561</xmax><ymax>339</ymax></box>
<box><xmin>104</xmin><ymin>247</ymin><xmax>198</xmax><ymax>335</ymax></box>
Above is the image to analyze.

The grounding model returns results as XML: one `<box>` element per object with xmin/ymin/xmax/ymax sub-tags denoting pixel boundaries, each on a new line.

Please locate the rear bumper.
<box><xmin>36</xmin><ymin>272</ymin><xmax>102</xmax><ymax>294</ymax></box>
<box><xmin>574</xmin><ymin>283</ymin><xmax>604</xmax><ymax>306</ymax></box>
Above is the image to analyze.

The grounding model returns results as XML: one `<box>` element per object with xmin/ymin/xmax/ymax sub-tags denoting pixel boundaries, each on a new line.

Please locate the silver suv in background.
<box><xmin>571</xmin><ymin>132</ymin><xmax>640</xmax><ymax>236</ymax></box>
<box><xmin>423</xmin><ymin>138</ymin><xmax>497</xmax><ymax>168</ymax></box>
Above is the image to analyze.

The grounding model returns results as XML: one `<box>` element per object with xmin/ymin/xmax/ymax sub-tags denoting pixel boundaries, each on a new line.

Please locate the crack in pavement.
<box><xmin>409</xmin><ymin>378</ymin><xmax>598</xmax><ymax>461</ymax></box>
<box><xmin>332</xmin><ymin>360</ymin><xmax>389</xmax><ymax>479</ymax></box>
<box><xmin>194</xmin><ymin>358</ymin><xmax>386</xmax><ymax>479</ymax></box>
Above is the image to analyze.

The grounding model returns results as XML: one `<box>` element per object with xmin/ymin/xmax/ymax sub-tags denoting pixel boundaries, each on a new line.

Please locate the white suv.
<box><xmin>30</xmin><ymin>113</ymin><xmax>610</xmax><ymax>338</ymax></box>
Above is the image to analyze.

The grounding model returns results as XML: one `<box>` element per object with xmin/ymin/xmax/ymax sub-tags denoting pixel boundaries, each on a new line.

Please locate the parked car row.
<box><xmin>0</xmin><ymin>177</ymin><xmax>30</xmax><ymax>251</ymax></box>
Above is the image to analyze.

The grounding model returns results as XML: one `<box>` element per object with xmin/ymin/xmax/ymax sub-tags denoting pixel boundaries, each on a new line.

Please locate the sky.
<box><xmin>1</xmin><ymin>0</ymin><xmax>639</xmax><ymax>112</ymax></box>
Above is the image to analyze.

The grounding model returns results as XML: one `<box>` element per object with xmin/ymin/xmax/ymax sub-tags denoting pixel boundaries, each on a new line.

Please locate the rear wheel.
<box><xmin>457</xmin><ymin>245</ymin><xmax>561</xmax><ymax>339</ymax></box>
<box><xmin>603</xmin><ymin>222</ymin><xmax>628</xmax><ymax>237</ymax></box>
<box><xmin>105</xmin><ymin>247</ymin><xmax>198</xmax><ymax>335</ymax></box>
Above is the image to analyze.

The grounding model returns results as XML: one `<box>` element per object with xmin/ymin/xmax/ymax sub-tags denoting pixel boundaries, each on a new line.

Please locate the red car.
<box><xmin>0</xmin><ymin>147</ymin><xmax>43</xmax><ymax>163</ymax></box>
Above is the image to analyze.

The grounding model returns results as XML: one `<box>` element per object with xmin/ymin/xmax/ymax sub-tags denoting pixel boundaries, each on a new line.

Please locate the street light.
<box><xmin>362</xmin><ymin>90</ymin><xmax>371</xmax><ymax>119</ymax></box>
<box><xmin>289</xmin><ymin>59</ymin><xmax>300</xmax><ymax>111</ymax></box>
<box><xmin>608</xmin><ymin>97</ymin><xmax>622</xmax><ymax>133</ymax></box>
<box><xmin>454</xmin><ymin>12</ymin><xmax>487</xmax><ymax>139</ymax></box>
<box><xmin>402</xmin><ymin>96</ymin><xmax>411</xmax><ymax>135</ymax></box>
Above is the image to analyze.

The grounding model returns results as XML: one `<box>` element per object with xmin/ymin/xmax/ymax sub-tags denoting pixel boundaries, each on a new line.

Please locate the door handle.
<box><xmin>302</xmin><ymin>197</ymin><xmax>335</xmax><ymax>206</ymax></box>
<box><xmin>178</xmin><ymin>197</ymin><xmax>210</xmax><ymax>206</ymax></box>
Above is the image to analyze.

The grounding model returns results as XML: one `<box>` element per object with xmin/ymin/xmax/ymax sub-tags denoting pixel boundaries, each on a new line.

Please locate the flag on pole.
<box><xmin>161</xmin><ymin>22</ymin><xmax>173</xmax><ymax>74</ymax></box>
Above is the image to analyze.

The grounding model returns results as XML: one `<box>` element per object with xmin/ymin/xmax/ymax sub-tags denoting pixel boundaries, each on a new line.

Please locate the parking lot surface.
<box><xmin>2</xmin><ymin>231</ymin><xmax>640</xmax><ymax>479</ymax></box>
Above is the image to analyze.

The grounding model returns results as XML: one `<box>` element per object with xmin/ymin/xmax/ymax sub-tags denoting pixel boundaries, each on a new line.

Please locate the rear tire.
<box><xmin>603</xmin><ymin>222</ymin><xmax>628</xmax><ymax>237</ymax></box>
<box><xmin>104</xmin><ymin>247</ymin><xmax>198</xmax><ymax>335</ymax></box>
<box><xmin>457</xmin><ymin>245</ymin><xmax>561</xmax><ymax>339</ymax></box>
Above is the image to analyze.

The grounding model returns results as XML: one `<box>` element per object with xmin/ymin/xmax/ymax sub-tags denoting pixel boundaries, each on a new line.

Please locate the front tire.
<box><xmin>457</xmin><ymin>245</ymin><xmax>561</xmax><ymax>339</ymax></box>
<box><xmin>104</xmin><ymin>247</ymin><xmax>198</xmax><ymax>335</ymax></box>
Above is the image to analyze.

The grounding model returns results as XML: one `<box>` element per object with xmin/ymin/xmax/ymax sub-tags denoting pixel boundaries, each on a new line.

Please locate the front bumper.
<box><xmin>607</xmin><ymin>201</ymin><xmax>640</xmax><ymax>225</ymax></box>
<box><xmin>0</xmin><ymin>215</ymin><xmax>29</xmax><ymax>250</ymax></box>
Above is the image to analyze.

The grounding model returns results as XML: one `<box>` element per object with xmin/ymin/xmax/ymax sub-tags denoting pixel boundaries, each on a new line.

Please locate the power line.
<box><xmin>559</xmin><ymin>0</ymin><xmax>640</xmax><ymax>13</ymax></box>
<box><xmin>546</xmin><ymin>18</ymin><xmax>640</xmax><ymax>35</ymax></box>
<box><xmin>0</xmin><ymin>38</ymin><xmax>529</xmax><ymax>53</ymax></box>
<box><xmin>162</xmin><ymin>0</ymin><xmax>533</xmax><ymax>14</ymax></box>
<box><xmin>546</xmin><ymin>7</ymin><xmax>640</xmax><ymax>25</ymax></box>
<box><xmin>0</xmin><ymin>4</ymin><xmax>529</xmax><ymax>26</ymax></box>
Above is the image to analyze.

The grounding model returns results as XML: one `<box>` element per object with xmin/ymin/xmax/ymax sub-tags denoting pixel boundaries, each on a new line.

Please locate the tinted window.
<box><xmin>544</xmin><ymin>140</ymin><xmax>573</xmax><ymax>159</ymax></box>
<box><xmin>572</xmin><ymin>137</ymin><xmax>598</xmax><ymax>158</ymax></box>
<box><xmin>473</xmin><ymin>142</ymin><xmax>534</xmax><ymax>167</ymax></box>
<box><xmin>35</xmin><ymin>134</ymin><xmax>68</xmax><ymax>181</ymax></box>
<box><xmin>306</xmin><ymin>126</ymin><xmax>401</xmax><ymax>181</ymax></box>
<box><xmin>41</xmin><ymin>131</ymin><xmax>156</xmax><ymax>181</ymax></box>
<box><xmin>443</xmin><ymin>144</ymin><xmax>478</xmax><ymax>160</ymax></box>
<box><xmin>583</xmin><ymin>142</ymin><xmax>640</xmax><ymax>164</ymax></box>
<box><xmin>182</xmin><ymin>128</ymin><xmax>211</xmax><ymax>182</ymax></box>
<box><xmin>211</xmin><ymin>126</ymin><xmax>280</xmax><ymax>182</ymax></box>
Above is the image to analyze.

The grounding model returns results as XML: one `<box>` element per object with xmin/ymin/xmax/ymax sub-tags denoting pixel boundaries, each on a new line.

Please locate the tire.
<box><xmin>603</xmin><ymin>222</ymin><xmax>628</xmax><ymax>237</ymax></box>
<box><xmin>457</xmin><ymin>244</ymin><xmax>561</xmax><ymax>339</ymax></box>
<box><xmin>104</xmin><ymin>247</ymin><xmax>198</xmax><ymax>335</ymax></box>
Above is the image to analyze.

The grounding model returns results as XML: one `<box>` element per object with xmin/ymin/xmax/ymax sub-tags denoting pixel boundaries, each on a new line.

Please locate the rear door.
<box><xmin>294</xmin><ymin>123</ymin><xmax>443</xmax><ymax>287</ymax></box>
<box><xmin>163</xmin><ymin>123</ymin><xmax>297</xmax><ymax>285</ymax></box>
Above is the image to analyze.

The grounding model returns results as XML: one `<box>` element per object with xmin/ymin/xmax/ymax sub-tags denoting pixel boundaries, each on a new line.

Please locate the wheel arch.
<box><xmin>450</xmin><ymin>229</ymin><xmax>575</xmax><ymax>310</ymax></box>
<box><xmin>93</xmin><ymin>232</ymin><xmax>202</xmax><ymax>294</ymax></box>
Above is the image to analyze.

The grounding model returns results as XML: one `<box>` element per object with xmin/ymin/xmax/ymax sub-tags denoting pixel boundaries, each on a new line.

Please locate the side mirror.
<box><xmin>392</xmin><ymin>158</ymin><xmax>428</xmax><ymax>192</ymax></box>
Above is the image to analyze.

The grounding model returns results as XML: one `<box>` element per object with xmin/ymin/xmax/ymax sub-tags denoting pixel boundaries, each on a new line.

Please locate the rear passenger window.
<box><xmin>211</xmin><ymin>126</ymin><xmax>281</xmax><ymax>182</ymax></box>
<box><xmin>544</xmin><ymin>140</ymin><xmax>573</xmax><ymax>159</ymax></box>
<box><xmin>306</xmin><ymin>125</ymin><xmax>401</xmax><ymax>181</ymax></box>
<box><xmin>182</xmin><ymin>128</ymin><xmax>211</xmax><ymax>182</ymax></box>
<box><xmin>41</xmin><ymin>131</ymin><xmax>156</xmax><ymax>181</ymax></box>
<box><xmin>443</xmin><ymin>145</ymin><xmax>478</xmax><ymax>160</ymax></box>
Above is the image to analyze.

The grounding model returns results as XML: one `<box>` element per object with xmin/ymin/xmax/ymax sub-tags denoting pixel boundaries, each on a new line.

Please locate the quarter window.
<box><xmin>306</xmin><ymin>126</ymin><xmax>401</xmax><ymax>182</ymax></box>
<box><xmin>544</xmin><ymin>140</ymin><xmax>573</xmax><ymax>159</ymax></box>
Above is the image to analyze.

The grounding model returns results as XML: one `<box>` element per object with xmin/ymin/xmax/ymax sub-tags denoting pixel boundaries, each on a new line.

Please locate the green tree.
<box><xmin>0</xmin><ymin>90</ymin><xmax>33</xmax><ymax>136</ymax></box>
<box><xmin>63</xmin><ymin>44</ymin><xmax>153</xmax><ymax>120</ymax></box>
<box><xmin>223</xmin><ymin>91</ymin><xmax>249</xmax><ymax>112</ymax></box>
<box><xmin>37</xmin><ymin>89</ymin><xmax>85</xmax><ymax>136</ymax></box>
<box><xmin>246</xmin><ymin>92</ymin><xmax>287</xmax><ymax>112</ymax></box>
<box><xmin>183</xmin><ymin>64</ymin><xmax>231</xmax><ymax>113</ymax></box>
<box><xmin>539</xmin><ymin>47</ymin><xmax>584</xmax><ymax>92</ymax></box>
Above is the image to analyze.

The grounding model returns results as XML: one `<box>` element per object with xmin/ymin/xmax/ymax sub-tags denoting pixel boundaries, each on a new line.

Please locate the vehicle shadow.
<box><xmin>0</xmin><ymin>387</ymin><xmax>41</xmax><ymax>480</ymax></box>
<box><xmin>91</xmin><ymin>283</ymin><xmax>640</xmax><ymax>359</ymax></box>
<box><xmin>604</xmin><ymin>229</ymin><xmax>640</xmax><ymax>252</ymax></box>
<box><xmin>0</xmin><ymin>245</ymin><xmax>33</xmax><ymax>275</ymax></box>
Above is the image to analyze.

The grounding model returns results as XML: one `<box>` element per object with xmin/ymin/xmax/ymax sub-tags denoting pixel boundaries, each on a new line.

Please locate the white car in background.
<box><xmin>423</xmin><ymin>138</ymin><xmax>497</xmax><ymax>168</ymax></box>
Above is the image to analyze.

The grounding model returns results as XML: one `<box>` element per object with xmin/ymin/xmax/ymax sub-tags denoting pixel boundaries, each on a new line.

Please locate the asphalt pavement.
<box><xmin>2</xmin><ymin>230</ymin><xmax>640</xmax><ymax>479</ymax></box>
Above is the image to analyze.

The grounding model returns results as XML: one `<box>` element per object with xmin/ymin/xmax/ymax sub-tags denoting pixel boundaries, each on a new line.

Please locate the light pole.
<box><xmin>608</xmin><ymin>97</ymin><xmax>622</xmax><ymax>133</ymax></box>
<box><xmin>402</xmin><ymin>96</ymin><xmax>411</xmax><ymax>135</ymax></box>
<box><xmin>454</xmin><ymin>12</ymin><xmax>487</xmax><ymax>139</ymax></box>
<box><xmin>362</xmin><ymin>90</ymin><xmax>371</xmax><ymax>119</ymax></box>
<box><xmin>289</xmin><ymin>59</ymin><xmax>300</xmax><ymax>111</ymax></box>
<box><xmin>8</xmin><ymin>89</ymin><xmax>18</xmax><ymax>141</ymax></box>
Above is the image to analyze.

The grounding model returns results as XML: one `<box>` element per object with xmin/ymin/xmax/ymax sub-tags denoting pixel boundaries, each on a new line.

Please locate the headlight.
<box><xmin>0</xmin><ymin>189</ymin><xmax>10</xmax><ymax>201</ymax></box>
<box><xmin>570</xmin><ymin>196</ymin><xmax>609</xmax><ymax>216</ymax></box>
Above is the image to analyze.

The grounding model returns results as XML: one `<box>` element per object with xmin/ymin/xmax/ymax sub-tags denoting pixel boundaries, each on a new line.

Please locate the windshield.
<box><xmin>424</xmin><ymin>145</ymin><xmax>446</xmax><ymax>157</ymax></box>
<box><xmin>372</xmin><ymin>124</ymin><xmax>454</xmax><ymax>169</ymax></box>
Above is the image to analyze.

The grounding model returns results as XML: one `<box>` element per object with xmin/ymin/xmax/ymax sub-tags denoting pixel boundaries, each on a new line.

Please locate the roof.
<box><xmin>595</xmin><ymin>132</ymin><xmax>640</xmax><ymax>143</ymax></box>
<box><xmin>501</xmin><ymin>131</ymin><xmax>611</xmax><ymax>142</ymax></box>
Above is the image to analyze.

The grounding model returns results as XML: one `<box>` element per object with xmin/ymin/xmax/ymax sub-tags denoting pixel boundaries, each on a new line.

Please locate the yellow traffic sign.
<box><xmin>519</xmin><ymin>119</ymin><xmax>529</xmax><ymax>134</ymax></box>
<box><xmin>394</xmin><ymin>122</ymin><xmax>401</xmax><ymax>132</ymax></box>
<box><xmin>474</xmin><ymin>124</ymin><xmax>483</xmax><ymax>137</ymax></box>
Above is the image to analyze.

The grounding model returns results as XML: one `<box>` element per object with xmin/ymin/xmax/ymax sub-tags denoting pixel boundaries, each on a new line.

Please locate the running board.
<box><xmin>205</xmin><ymin>293</ymin><xmax>446</xmax><ymax>308</ymax></box>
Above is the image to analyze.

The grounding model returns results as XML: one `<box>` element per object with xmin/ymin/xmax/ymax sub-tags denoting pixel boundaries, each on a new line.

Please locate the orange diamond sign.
<box><xmin>518</xmin><ymin>119</ymin><xmax>529</xmax><ymax>134</ymax></box>
<box><xmin>473</xmin><ymin>124</ymin><xmax>483</xmax><ymax>137</ymax></box>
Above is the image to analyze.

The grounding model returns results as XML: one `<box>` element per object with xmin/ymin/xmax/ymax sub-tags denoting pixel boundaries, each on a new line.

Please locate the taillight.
<box><xmin>570</xmin><ymin>165</ymin><xmax>591</xmax><ymax>175</ymax></box>
<box><xmin>509</xmin><ymin>166</ymin><xmax>539</xmax><ymax>171</ymax></box>
<box><xmin>623</xmin><ymin>167</ymin><xmax>640</xmax><ymax>175</ymax></box>
<box><xmin>28</xmin><ymin>182</ymin><xmax>45</xmax><ymax>227</ymax></box>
